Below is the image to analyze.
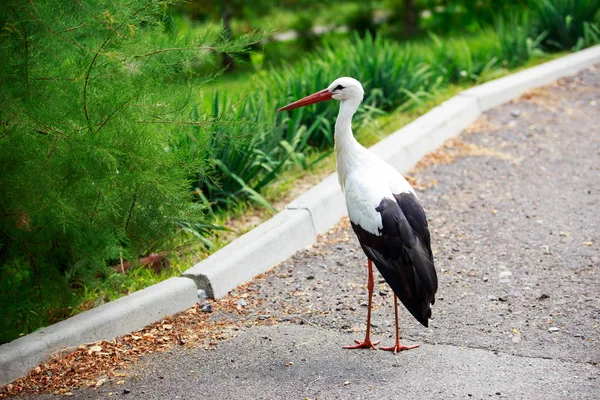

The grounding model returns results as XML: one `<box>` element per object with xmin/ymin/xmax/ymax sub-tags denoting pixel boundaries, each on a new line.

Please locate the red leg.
<box><xmin>344</xmin><ymin>259</ymin><xmax>380</xmax><ymax>350</ymax></box>
<box><xmin>380</xmin><ymin>295</ymin><xmax>419</xmax><ymax>353</ymax></box>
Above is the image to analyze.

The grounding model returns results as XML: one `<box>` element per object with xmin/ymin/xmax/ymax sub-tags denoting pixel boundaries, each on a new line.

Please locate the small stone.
<box><xmin>498</xmin><ymin>270</ymin><xmax>513</xmax><ymax>279</ymax></box>
<box><xmin>538</xmin><ymin>294</ymin><xmax>550</xmax><ymax>300</ymax></box>
<box><xmin>201</xmin><ymin>304</ymin><xmax>213</xmax><ymax>313</ymax></box>
<box><xmin>511</xmin><ymin>110</ymin><xmax>521</xmax><ymax>117</ymax></box>
<box><xmin>482</xmin><ymin>276</ymin><xmax>489</xmax><ymax>282</ymax></box>
<box><xmin>123</xmin><ymin>389</ymin><xmax>131</xmax><ymax>394</ymax></box>
<box><xmin>258</xmin><ymin>314</ymin><xmax>272</xmax><ymax>320</ymax></box>
<box><xmin>237</xmin><ymin>299</ymin><xmax>248</xmax><ymax>307</ymax></box>
<box><xmin>548</xmin><ymin>327</ymin><xmax>560</xmax><ymax>333</ymax></box>
<box><xmin>498</xmin><ymin>295</ymin><xmax>508</xmax><ymax>302</ymax></box>
<box><xmin>306</xmin><ymin>275</ymin><xmax>315</xmax><ymax>280</ymax></box>
<box><xmin>379</xmin><ymin>290</ymin><xmax>389</xmax><ymax>296</ymax></box>
<box><xmin>496</xmin><ymin>392</ymin><xmax>501</xmax><ymax>396</ymax></box>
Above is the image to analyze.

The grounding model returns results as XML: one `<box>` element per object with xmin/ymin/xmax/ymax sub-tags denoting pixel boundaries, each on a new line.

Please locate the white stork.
<box><xmin>278</xmin><ymin>77</ymin><xmax>438</xmax><ymax>352</ymax></box>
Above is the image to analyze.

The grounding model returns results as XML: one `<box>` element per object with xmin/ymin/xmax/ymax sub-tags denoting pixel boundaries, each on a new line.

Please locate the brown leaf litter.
<box><xmin>0</xmin><ymin>290</ymin><xmax>274</xmax><ymax>398</ymax></box>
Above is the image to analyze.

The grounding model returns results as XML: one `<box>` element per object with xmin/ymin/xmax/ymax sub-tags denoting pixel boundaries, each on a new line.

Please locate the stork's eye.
<box><xmin>334</xmin><ymin>84</ymin><xmax>344</xmax><ymax>91</ymax></box>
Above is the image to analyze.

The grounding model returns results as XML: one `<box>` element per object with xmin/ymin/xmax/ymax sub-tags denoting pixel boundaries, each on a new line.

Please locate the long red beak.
<box><xmin>277</xmin><ymin>88</ymin><xmax>333</xmax><ymax>112</ymax></box>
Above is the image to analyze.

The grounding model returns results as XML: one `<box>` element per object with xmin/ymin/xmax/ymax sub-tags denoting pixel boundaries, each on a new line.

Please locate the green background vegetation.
<box><xmin>1</xmin><ymin>0</ymin><xmax>599</xmax><ymax>344</ymax></box>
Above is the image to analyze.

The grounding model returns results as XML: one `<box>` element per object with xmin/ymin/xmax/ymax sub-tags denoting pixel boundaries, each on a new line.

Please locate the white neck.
<box><xmin>334</xmin><ymin>98</ymin><xmax>361</xmax><ymax>150</ymax></box>
<box><xmin>334</xmin><ymin>98</ymin><xmax>363</xmax><ymax>190</ymax></box>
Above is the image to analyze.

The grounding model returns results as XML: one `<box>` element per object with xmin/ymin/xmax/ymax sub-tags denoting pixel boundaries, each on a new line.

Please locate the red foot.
<box><xmin>343</xmin><ymin>338</ymin><xmax>380</xmax><ymax>350</ymax></box>
<box><xmin>380</xmin><ymin>342</ymin><xmax>419</xmax><ymax>353</ymax></box>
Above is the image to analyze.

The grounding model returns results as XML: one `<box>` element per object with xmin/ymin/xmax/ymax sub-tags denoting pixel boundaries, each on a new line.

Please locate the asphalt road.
<box><xmin>36</xmin><ymin>66</ymin><xmax>600</xmax><ymax>399</ymax></box>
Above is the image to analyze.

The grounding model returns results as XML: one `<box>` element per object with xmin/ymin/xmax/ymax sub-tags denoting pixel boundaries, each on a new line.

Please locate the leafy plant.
<box><xmin>335</xmin><ymin>33</ymin><xmax>442</xmax><ymax>110</ymax></box>
<box><xmin>495</xmin><ymin>11</ymin><xmax>547</xmax><ymax>68</ymax></box>
<box><xmin>529</xmin><ymin>0</ymin><xmax>600</xmax><ymax>50</ymax></box>
<box><xmin>426</xmin><ymin>32</ymin><xmax>500</xmax><ymax>82</ymax></box>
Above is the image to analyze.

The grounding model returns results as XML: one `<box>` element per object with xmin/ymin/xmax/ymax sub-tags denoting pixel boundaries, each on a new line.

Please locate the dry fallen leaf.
<box><xmin>87</xmin><ymin>345</ymin><xmax>102</xmax><ymax>355</ymax></box>
<box><xmin>94</xmin><ymin>377</ymin><xmax>107</xmax><ymax>388</ymax></box>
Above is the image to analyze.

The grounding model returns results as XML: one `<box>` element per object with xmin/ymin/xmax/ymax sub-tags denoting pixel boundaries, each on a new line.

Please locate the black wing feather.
<box><xmin>350</xmin><ymin>192</ymin><xmax>437</xmax><ymax>327</ymax></box>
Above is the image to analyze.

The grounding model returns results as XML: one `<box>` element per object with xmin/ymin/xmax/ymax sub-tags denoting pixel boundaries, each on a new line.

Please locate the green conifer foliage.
<box><xmin>0</xmin><ymin>0</ymin><xmax>258</xmax><ymax>341</ymax></box>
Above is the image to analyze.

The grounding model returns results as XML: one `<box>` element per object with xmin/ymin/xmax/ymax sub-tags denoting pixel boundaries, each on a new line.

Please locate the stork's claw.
<box><xmin>380</xmin><ymin>342</ymin><xmax>419</xmax><ymax>353</ymax></box>
<box><xmin>343</xmin><ymin>338</ymin><xmax>380</xmax><ymax>350</ymax></box>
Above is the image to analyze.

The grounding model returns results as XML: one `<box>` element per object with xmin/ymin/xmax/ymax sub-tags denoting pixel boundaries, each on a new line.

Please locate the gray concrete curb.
<box><xmin>461</xmin><ymin>45</ymin><xmax>600</xmax><ymax>111</ymax></box>
<box><xmin>0</xmin><ymin>277</ymin><xmax>198</xmax><ymax>386</ymax></box>
<box><xmin>2</xmin><ymin>45</ymin><xmax>599</xmax><ymax>388</ymax></box>
<box><xmin>370</xmin><ymin>95</ymin><xmax>481</xmax><ymax>169</ymax></box>
<box><xmin>183</xmin><ymin>209</ymin><xmax>317</xmax><ymax>298</ymax></box>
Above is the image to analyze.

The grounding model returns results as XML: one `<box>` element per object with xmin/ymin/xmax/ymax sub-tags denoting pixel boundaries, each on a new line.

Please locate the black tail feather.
<box><xmin>367</xmin><ymin>249</ymin><xmax>433</xmax><ymax>327</ymax></box>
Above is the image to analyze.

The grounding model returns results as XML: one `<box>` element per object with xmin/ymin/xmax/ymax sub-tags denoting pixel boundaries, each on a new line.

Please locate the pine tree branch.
<box><xmin>80</xmin><ymin>1</ymin><xmax>161</xmax><ymax>134</ymax></box>
<box><xmin>0</xmin><ymin>121</ymin><xmax>10</xmax><ymax>142</ymax></box>
<box><xmin>126</xmin><ymin>30</ymin><xmax>264</xmax><ymax>61</ymax></box>
<box><xmin>152</xmin><ymin>82</ymin><xmax>194</xmax><ymax>118</ymax></box>
<box><xmin>16</xmin><ymin>0</ymin><xmax>85</xmax><ymax>50</ymax></box>
<box><xmin>33</xmin><ymin>77</ymin><xmax>80</xmax><ymax>81</ymax></box>
<box><xmin>138</xmin><ymin>70</ymin><xmax>260</xmax><ymax>127</ymax></box>
<box><xmin>59</xmin><ymin>23</ymin><xmax>88</xmax><ymax>33</ymax></box>
<box><xmin>95</xmin><ymin>93</ymin><xmax>137</xmax><ymax>134</ymax></box>
<box><xmin>129</xmin><ymin>46</ymin><xmax>219</xmax><ymax>60</ymax></box>
<box><xmin>84</xmin><ymin>36</ymin><xmax>111</xmax><ymax>134</ymax></box>
<box><xmin>72</xmin><ymin>0</ymin><xmax>125</xmax><ymax>38</ymax></box>
<box><xmin>90</xmin><ymin>190</ymin><xmax>101</xmax><ymax>227</ymax></box>
<box><xmin>47</xmin><ymin>135</ymin><xmax>66</xmax><ymax>158</ymax></box>
<box><xmin>125</xmin><ymin>193</ymin><xmax>137</xmax><ymax>233</ymax></box>
<box><xmin>135</xmin><ymin>119</ymin><xmax>250</xmax><ymax>126</ymax></box>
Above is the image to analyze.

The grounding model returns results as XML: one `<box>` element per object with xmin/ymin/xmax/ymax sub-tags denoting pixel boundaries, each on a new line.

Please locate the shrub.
<box><xmin>0</xmin><ymin>0</ymin><xmax>259</xmax><ymax>342</ymax></box>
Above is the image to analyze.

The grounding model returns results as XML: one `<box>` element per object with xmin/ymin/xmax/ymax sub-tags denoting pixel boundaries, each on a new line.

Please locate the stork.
<box><xmin>278</xmin><ymin>77</ymin><xmax>437</xmax><ymax>352</ymax></box>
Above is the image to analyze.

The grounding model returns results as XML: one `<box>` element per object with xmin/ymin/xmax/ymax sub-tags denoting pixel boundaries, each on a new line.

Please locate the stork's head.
<box><xmin>277</xmin><ymin>77</ymin><xmax>364</xmax><ymax>112</ymax></box>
